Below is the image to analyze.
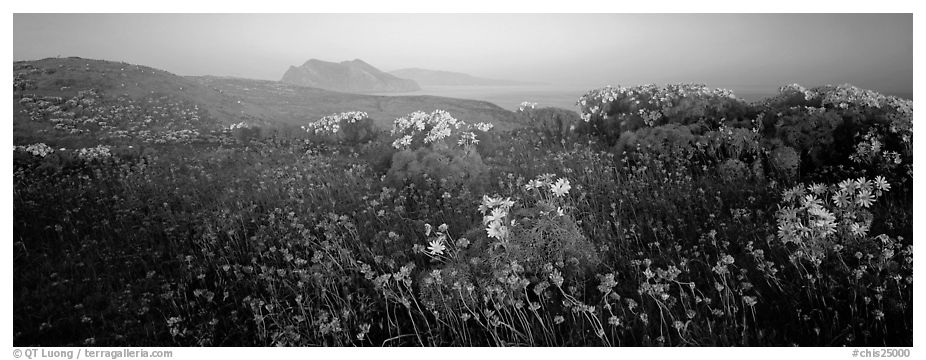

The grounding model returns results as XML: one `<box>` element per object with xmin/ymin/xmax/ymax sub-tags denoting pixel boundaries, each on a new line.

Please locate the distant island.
<box><xmin>389</xmin><ymin>68</ymin><xmax>542</xmax><ymax>86</ymax></box>
<box><xmin>280</xmin><ymin>58</ymin><xmax>420</xmax><ymax>93</ymax></box>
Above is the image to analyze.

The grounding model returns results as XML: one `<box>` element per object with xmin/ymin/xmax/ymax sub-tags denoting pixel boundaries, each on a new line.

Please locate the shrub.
<box><xmin>576</xmin><ymin>84</ymin><xmax>753</xmax><ymax>146</ymax></box>
<box><xmin>386</xmin><ymin>145</ymin><xmax>488</xmax><ymax>188</ymax></box>
<box><xmin>302</xmin><ymin>111</ymin><xmax>377</xmax><ymax>145</ymax></box>
<box><xmin>227</xmin><ymin>122</ymin><xmax>263</xmax><ymax>143</ymax></box>
<box><xmin>516</xmin><ymin>106</ymin><xmax>583</xmax><ymax>146</ymax></box>
<box><xmin>759</xmin><ymin>84</ymin><xmax>912</xmax><ymax>184</ymax></box>
<box><xmin>386</xmin><ymin>110</ymin><xmax>492</xmax><ymax>188</ymax></box>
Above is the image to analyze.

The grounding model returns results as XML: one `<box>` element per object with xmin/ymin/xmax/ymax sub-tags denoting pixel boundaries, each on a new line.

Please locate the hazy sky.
<box><xmin>13</xmin><ymin>13</ymin><xmax>913</xmax><ymax>94</ymax></box>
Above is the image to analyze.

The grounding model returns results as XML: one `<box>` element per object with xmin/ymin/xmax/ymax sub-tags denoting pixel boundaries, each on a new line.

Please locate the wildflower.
<box><xmin>474</xmin><ymin>122</ymin><xmax>494</xmax><ymax>132</ymax></box>
<box><xmin>554</xmin><ymin>315</ymin><xmax>565</xmax><ymax>325</ymax></box>
<box><xmin>801</xmin><ymin>194</ymin><xmax>822</xmax><ymax>209</ymax></box>
<box><xmin>424</xmin><ymin>223</ymin><xmax>432</xmax><ymax>236</ymax></box>
<box><xmin>438</xmin><ymin>223</ymin><xmax>449</xmax><ymax>233</ymax></box>
<box><xmin>874</xmin><ymin>176</ymin><xmax>891</xmax><ymax>192</ymax></box>
<box><xmin>15</xmin><ymin>143</ymin><xmax>54</xmax><ymax>157</ymax></box>
<box><xmin>807</xmin><ymin>183</ymin><xmax>826</xmax><ymax>195</ymax></box>
<box><xmin>518</xmin><ymin>101</ymin><xmax>538</xmax><ymax>111</ymax></box>
<box><xmin>721</xmin><ymin>254</ymin><xmax>735</xmax><ymax>265</ymax></box>
<box><xmin>625</xmin><ymin>298</ymin><xmax>638</xmax><ymax>310</ymax></box>
<box><xmin>524</xmin><ymin>179</ymin><xmax>545</xmax><ymax>190</ymax></box>
<box><xmin>427</xmin><ymin>239</ymin><xmax>445</xmax><ymax>255</ymax></box>
<box><xmin>743</xmin><ymin>296</ymin><xmax>757</xmax><ymax>307</ymax></box>
<box><xmin>850</xmin><ymin>223</ymin><xmax>867</xmax><ymax>237</ymax></box>
<box><xmin>456</xmin><ymin>237</ymin><xmax>470</xmax><ymax>248</ymax></box>
<box><xmin>856</xmin><ymin>189</ymin><xmax>875</xmax><ymax>208</ymax></box>
<box><xmin>550</xmin><ymin>270</ymin><xmax>564</xmax><ymax>287</ymax></box>
<box><xmin>478</xmin><ymin>195</ymin><xmax>495</xmax><ymax>214</ymax></box>
<box><xmin>486</xmin><ymin>221</ymin><xmax>509</xmax><ymax>240</ymax></box>
<box><xmin>77</xmin><ymin>145</ymin><xmax>112</xmax><ymax>161</ymax></box>
<box><xmin>643</xmin><ymin>268</ymin><xmax>655</xmax><ymax>279</ymax></box>
<box><xmin>499</xmin><ymin>197</ymin><xmax>515</xmax><ymax>210</ymax></box>
<box><xmin>856</xmin><ymin>177</ymin><xmax>873</xmax><ymax>193</ymax></box>
<box><xmin>831</xmin><ymin>190</ymin><xmax>850</xmax><ymax>208</ymax></box>
<box><xmin>782</xmin><ymin>185</ymin><xmax>805</xmax><ymax>203</ymax></box>
<box><xmin>484</xmin><ymin>207</ymin><xmax>507</xmax><ymax>225</ymax></box>
<box><xmin>551</xmin><ymin>178</ymin><xmax>572</xmax><ymax>197</ymax></box>
<box><xmin>556</xmin><ymin>207</ymin><xmax>565</xmax><ymax>217</ymax></box>
<box><xmin>357</xmin><ymin>323</ymin><xmax>371</xmax><ymax>341</ymax></box>
<box><xmin>608</xmin><ymin>316</ymin><xmax>621</xmax><ymax>326</ymax></box>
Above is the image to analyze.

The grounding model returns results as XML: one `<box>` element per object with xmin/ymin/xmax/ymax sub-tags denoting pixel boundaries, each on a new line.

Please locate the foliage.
<box><xmin>302</xmin><ymin>111</ymin><xmax>377</xmax><ymax>145</ymax></box>
<box><xmin>576</xmin><ymin>84</ymin><xmax>753</xmax><ymax>146</ymax></box>
<box><xmin>516</xmin><ymin>106</ymin><xmax>583</xmax><ymax>147</ymax></box>
<box><xmin>13</xmin><ymin>83</ymin><xmax>912</xmax><ymax>347</ymax></box>
<box><xmin>386</xmin><ymin>110</ymin><xmax>492</xmax><ymax>188</ymax></box>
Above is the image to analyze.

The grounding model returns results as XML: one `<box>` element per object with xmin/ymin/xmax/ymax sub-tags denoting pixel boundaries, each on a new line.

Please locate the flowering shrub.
<box><xmin>227</xmin><ymin>121</ymin><xmax>252</xmax><ymax>130</ymax></box>
<box><xmin>503</xmin><ymin>175</ymin><xmax>599</xmax><ymax>274</ymax></box>
<box><xmin>386</xmin><ymin>110</ymin><xmax>492</xmax><ymax>187</ymax></box>
<box><xmin>518</xmin><ymin>101</ymin><xmax>538</xmax><ymax>112</ymax></box>
<box><xmin>14</xmin><ymin>143</ymin><xmax>54</xmax><ymax>157</ymax></box>
<box><xmin>759</xmin><ymin>83</ymin><xmax>912</xmax><ymax>183</ymax></box>
<box><xmin>390</xmin><ymin>110</ymin><xmax>492</xmax><ymax>150</ymax></box>
<box><xmin>576</xmin><ymin>84</ymin><xmax>752</xmax><ymax>146</ymax></box>
<box><xmin>221</xmin><ymin>122</ymin><xmax>262</xmax><ymax>143</ymax></box>
<box><xmin>411</xmin><ymin>175</ymin><xmax>601</xmax><ymax>344</ymax></box>
<box><xmin>386</xmin><ymin>146</ymin><xmax>489</xmax><ymax>188</ymax></box>
<box><xmin>77</xmin><ymin>145</ymin><xmax>112</xmax><ymax>161</ymax></box>
<box><xmin>776</xmin><ymin>177</ymin><xmax>890</xmax><ymax>264</ymax></box>
<box><xmin>302</xmin><ymin>111</ymin><xmax>376</xmax><ymax>144</ymax></box>
<box><xmin>428</xmin><ymin>175</ymin><xmax>596</xmax><ymax>277</ymax></box>
<box><xmin>516</xmin><ymin>107</ymin><xmax>583</xmax><ymax>146</ymax></box>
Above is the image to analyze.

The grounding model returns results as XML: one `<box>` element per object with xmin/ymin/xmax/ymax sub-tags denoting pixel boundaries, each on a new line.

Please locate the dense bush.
<box><xmin>386</xmin><ymin>145</ymin><xmax>489</xmax><ymax>188</ymax></box>
<box><xmin>302</xmin><ymin>111</ymin><xmax>378</xmax><ymax>145</ymax></box>
<box><xmin>385</xmin><ymin>110</ymin><xmax>493</xmax><ymax>188</ymax></box>
<box><xmin>516</xmin><ymin>106</ymin><xmax>583</xmax><ymax>146</ymax></box>
<box><xmin>758</xmin><ymin>84</ymin><xmax>913</xmax><ymax>186</ymax></box>
<box><xmin>576</xmin><ymin>84</ymin><xmax>754</xmax><ymax>146</ymax></box>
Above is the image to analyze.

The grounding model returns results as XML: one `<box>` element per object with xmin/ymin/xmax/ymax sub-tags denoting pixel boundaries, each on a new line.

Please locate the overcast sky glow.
<box><xmin>13</xmin><ymin>13</ymin><xmax>913</xmax><ymax>95</ymax></box>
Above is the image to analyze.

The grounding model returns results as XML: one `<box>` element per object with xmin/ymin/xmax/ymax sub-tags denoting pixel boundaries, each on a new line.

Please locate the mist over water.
<box><xmin>373</xmin><ymin>85</ymin><xmax>591</xmax><ymax>112</ymax></box>
<box><xmin>374</xmin><ymin>85</ymin><xmax>783</xmax><ymax>112</ymax></box>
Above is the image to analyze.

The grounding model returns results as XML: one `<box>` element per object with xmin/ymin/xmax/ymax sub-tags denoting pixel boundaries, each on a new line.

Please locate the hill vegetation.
<box><xmin>12</xmin><ymin>58</ymin><xmax>913</xmax><ymax>347</ymax></box>
<box><xmin>13</xmin><ymin>57</ymin><xmax>522</xmax><ymax>141</ymax></box>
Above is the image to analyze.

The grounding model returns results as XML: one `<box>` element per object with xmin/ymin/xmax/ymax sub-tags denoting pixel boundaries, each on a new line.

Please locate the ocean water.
<box><xmin>373</xmin><ymin>85</ymin><xmax>780</xmax><ymax>112</ymax></box>
<box><xmin>373</xmin><ymin>85</ymin><xmax>592</xmax><ymax>112</ymax></box>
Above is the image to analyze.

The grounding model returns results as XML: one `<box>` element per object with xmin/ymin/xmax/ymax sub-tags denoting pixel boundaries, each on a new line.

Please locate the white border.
<box><xmin>4</xmin><ymin>2</ymin><xmax>923</xmax><ymax>359</ymax></box>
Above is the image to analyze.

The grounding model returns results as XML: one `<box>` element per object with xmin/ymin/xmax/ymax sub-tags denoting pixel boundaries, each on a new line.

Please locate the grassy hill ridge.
<box><xmin>13</xmin><ymin>57</ymin><xmax>522</xmax><ymax>135</ymax></box>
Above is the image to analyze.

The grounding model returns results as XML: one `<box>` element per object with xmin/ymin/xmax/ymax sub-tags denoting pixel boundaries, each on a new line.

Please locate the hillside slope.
<box><xmin>281</xmin><ymin>59</ymin><xmax>420</xmax><ymax>93</ymax></box>
<box><xmin>13</xmin><ymin>57</ymin><xmax>248</xmax><ymax>125</ymax></box>
<box><xmin>12</xmin><ymin>57</ymin><xmax>522</xmax><ymax>144</ymax></box>
<box><xmin>193</xmin><ymin>76</ymin><xmax>520</xmax><ymax>130</ymax></box>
